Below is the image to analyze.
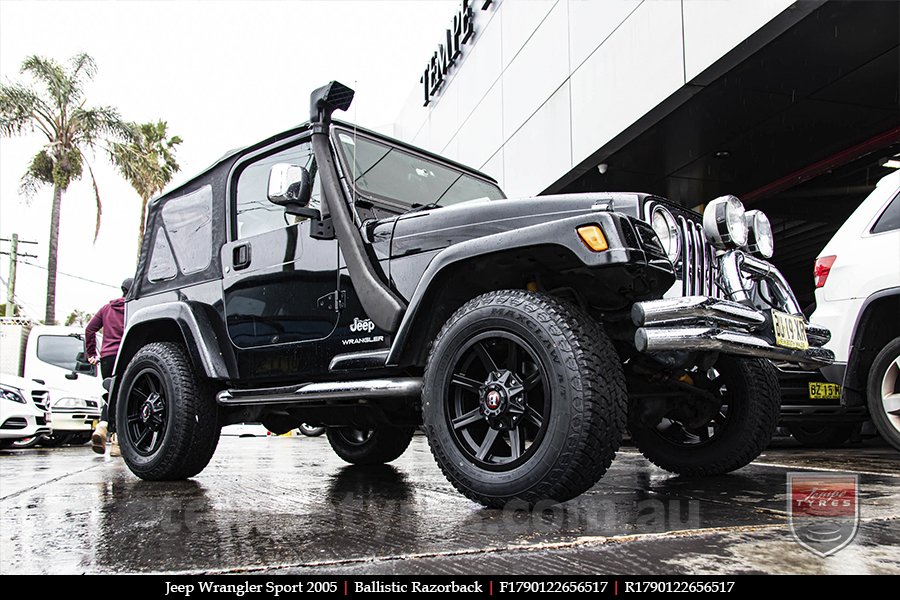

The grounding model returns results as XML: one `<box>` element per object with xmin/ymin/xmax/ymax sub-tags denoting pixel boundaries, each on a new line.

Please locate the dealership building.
<box><xmin>393</xmin><ymin>0</ymin><xmax>899</xmax><ymax>308</ymax></box>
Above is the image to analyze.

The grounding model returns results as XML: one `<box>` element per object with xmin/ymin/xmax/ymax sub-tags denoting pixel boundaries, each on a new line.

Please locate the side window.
<box><xmin>235</xmin><ymin>141</ymin><xmax>321</xmax><ymax>239</ymax></box>
<box><xmin>36</xmin><ymin>335</ymin><xmax>84</xmax><ymax>371</ymax></box>
<box><xmin>871</xmin><ymin>191</ymin><xmax>900</xmax><ymax>234</ymax></box>
<box><xmin>147</xmin><ymin>185</ymin><xmax>213</xmax><ymax>281</ymax></box>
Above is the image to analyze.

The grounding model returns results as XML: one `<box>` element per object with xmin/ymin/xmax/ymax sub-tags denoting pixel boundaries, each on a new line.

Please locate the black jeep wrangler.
<box><xmin>110</xmin><ymin>82</ymin><xmax>833</xmax><ymax>507</ymax></box>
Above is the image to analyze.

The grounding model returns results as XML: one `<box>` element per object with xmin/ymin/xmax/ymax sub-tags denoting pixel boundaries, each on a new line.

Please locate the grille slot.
<box><xmin>31</xmin><ymin>391</ymin><xmax>49</xmax><ymax>411</ymax></box>
<box><xmin>678</xmin><ymin>216</ymin><xmax>721</xmax><ymax>298</ymax></box>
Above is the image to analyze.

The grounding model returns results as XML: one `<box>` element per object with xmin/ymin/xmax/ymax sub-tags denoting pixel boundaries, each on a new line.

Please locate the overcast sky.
<box><xmin>0</xmin><ymin>0</ymin><xmax>456</xmax><ymax>323</ymax></box>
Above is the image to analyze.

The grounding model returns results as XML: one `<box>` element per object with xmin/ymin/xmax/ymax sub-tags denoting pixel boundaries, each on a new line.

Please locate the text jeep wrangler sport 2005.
<box><xmin>109</xmin><ymin>82</ymin><xmax>833</xmax><ymax>507</ymax></box>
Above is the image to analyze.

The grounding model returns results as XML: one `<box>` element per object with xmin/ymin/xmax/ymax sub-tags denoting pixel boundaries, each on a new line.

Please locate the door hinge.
<box><xmin>316</xmin><ymin>290</ymin><xmax>346</xmax><ymax>312</ymax></box>
<box><xmin>310</xmin><ymin>216</ymin><xmax>335</xmax><ymax>240</ymax></box>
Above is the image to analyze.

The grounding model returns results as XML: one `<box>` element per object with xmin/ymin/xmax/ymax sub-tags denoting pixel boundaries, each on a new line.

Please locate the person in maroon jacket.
<box><xmin>86</xmin><ymin>277</ymin><xmax>132</xmax><ymax>455</ymax></box>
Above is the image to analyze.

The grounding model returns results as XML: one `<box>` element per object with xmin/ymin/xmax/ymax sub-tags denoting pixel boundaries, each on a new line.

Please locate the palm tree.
<box><xmin>110</xmin><ymin>120</ymin><xmax>182</xmax><ymax>255</ymax></box>
<box><xmin>0</xmin><ymin>53</ymin><xmax>133</xmax><ymax>324</ymax></box>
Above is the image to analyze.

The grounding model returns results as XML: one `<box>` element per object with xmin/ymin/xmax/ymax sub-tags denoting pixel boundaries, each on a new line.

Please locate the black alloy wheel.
<box><xmin>446</xmin><ymin>331</ymin><xmax>550</xmax><ymax>471</ymax></box>
<box><xmin>123</xmin><ymin>369</ymin><xmax>170</xmax><ymax>457</ymax></box>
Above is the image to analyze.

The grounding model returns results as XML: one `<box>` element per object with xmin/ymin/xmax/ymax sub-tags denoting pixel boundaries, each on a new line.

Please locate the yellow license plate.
<box><xmin>772</xmin><ymin>309</ymin><xmax>809</xmax><ymax>350</ymax></box>
<box><xmin>808</xmin><ymin>382</ymin><xmax>841</xmax><ymax>400</ymax></box>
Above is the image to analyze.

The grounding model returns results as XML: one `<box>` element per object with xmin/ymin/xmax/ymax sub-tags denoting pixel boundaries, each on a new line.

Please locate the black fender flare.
<box><xmin>385</xmin><ymin>211</ymin><xmax>669</xmax><ymax>366</ymax></box>
<box><xmin>840</xmin><ymin>286</ymin><xmax>900</xmax><ymax>406</ymax></box>
<box><xmin>108</xmin><ymin>301</ymin><xmax>233</xmax><ymax>411</ymax></box>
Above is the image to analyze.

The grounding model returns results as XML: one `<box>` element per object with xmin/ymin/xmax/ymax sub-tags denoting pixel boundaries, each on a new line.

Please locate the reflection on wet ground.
<box><xmin>1</xmin><ymin>435</ymin><xmax>897</xmax><ymax>574</ymax></box>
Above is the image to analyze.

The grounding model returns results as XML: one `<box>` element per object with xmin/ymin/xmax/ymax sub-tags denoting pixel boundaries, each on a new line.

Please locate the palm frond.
<box><xmin>0</xmin><ymin>82</ymin><xmax>55</xmax><ymax>139</ymax></box>
<box><xmin>86</xmin><ymin>161</ymin><xmax>102</xmax><ymax>242</ymax></box>
<box><xmin>70</xmin><ymin>105</ymin><xmax>134</xmax><ymax>147</ymax></box>
<box><xmin>20</xmin><ymin>55</ymin><xmax>68</xmax><ymax>108</ymax></box>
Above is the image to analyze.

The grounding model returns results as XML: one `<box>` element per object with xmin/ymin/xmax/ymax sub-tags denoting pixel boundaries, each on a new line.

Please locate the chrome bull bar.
<box><xmin>632</xmin><ymin>252</ymin><xmax>834</xmax><ymax>368</ymax></box>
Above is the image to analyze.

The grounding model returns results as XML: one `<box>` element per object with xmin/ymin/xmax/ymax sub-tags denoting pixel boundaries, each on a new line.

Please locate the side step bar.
<box><xmin>217</xmin><ymin>377</ymin><xmax>422</xmax><ymax>406</ymax></box>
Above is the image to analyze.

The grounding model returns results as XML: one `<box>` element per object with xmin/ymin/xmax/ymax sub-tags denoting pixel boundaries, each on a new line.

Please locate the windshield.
<box><xmin>335</xmin><ymin>131</ymin><xmax>505</xmax><ymax>208</ymax></box>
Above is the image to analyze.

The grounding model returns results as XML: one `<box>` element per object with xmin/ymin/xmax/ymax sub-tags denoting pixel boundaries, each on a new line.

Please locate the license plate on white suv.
<box><xmin>772</xmin><ymin>309</ymin><xmax>809</xmax><ymax>350</ymax></box>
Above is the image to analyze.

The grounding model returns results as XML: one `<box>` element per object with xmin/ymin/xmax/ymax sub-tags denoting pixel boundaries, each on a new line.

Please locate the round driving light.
<box><xmin>650</xmin><ymin>205</ymin><xmax>680</xmax><ymax>262</ymax></box>
<box><xmin>703</xmin><ymin>195</ymin><xmax>748</xmax><ymax>249</ymax></box>
<box><xmin>745</xmin><ymin>210</ymin><xmax>774</xmax><ymax>259</ymax></box>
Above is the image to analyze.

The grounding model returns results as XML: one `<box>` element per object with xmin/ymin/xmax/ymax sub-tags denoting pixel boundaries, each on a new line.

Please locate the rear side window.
<box><xmin>36</xmin><ymin>335</ymin><xmax>83</xmax><ymax>370</ymax></box>
<box><xmin>871</xmin><ymin>191</ymin><xmax>900</xmax><ymax>234</ymax></box>
<box><xmin>162</xmin><ymin>185</ymin><xmax>213</xmax><ymax>274</ymax></box>
<box><xmin>147</xmin><ymin>185</ymin><xmax>213</xmax><ymax>281</ymax></box>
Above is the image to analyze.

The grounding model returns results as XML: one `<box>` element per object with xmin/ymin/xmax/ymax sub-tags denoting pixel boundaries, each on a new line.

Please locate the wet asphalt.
<box><xmin>1</xmin><ymin>434</ymin><xmax>897</xmax><ymax>575</ymax></box>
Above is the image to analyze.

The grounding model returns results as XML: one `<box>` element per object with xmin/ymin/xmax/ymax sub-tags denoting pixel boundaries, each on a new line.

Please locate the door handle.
<box><xmin>233</xmin><ymin>243</ymin><xmax>252</xmax><ymax>270</ymax></box>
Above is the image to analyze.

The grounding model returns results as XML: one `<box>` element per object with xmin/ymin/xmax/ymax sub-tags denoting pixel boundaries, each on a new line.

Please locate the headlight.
<box><xmin>745</xmin><ymin>210</ymin><xmax>774</xmax><ymax>259</ymax></box>
<box><xmin>650</xmin><ymin>205</ymin><xmax>680</xmax><ymax>262</ymax></box>
<box><xmin>0</xmin><ymin>384</ymin><xmax>26</xmax><ymax>404</ymax></box>
<box><xmin>703</xmin><ymin>195</ymin><xmax>748</xmax><ymax>249</ymax></box>
<box><xmin>54</xmin><ymin>397</ymin><xmax>89</xmax><ymax>409</ymax></box>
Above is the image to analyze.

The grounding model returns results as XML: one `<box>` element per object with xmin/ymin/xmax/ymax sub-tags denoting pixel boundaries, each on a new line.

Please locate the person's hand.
<box><xmin>88</xmin><ymin>355</ymin><xmax>99</xmax><ymax>365</ymax></box>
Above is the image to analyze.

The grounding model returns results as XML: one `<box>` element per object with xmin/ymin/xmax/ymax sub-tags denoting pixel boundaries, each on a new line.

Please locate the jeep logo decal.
<box><xmin>350</xmin><ymin>318</ymin><xmax>376</xmax><ymax>333</ymax></box>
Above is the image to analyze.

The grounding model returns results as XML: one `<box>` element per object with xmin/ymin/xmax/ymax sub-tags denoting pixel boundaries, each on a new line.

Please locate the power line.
<box><xmin>18</xmin><ymin>259</ymin><xmax>120</xmax><ymax>290</ymax></box>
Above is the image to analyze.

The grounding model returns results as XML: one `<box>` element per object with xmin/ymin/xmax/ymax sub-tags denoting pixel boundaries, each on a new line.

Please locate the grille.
<box><xmin>1</xmin><ymin>417</ymin><xmax>28</xmax><ymax>430</ymax></box>
<box><xmin>31</xmin><ymin>390</ymin><xmax>49</xmax><ymax>411</ymax></box>
<box><xmin>36</xmin><ymin>415</ymin><xmax>47</xmax><ymax>426</ymax></box>
<box><xmin>677</xmin><ymin>216</ymin><xmax>722</xmax><ymax>298</ymax></box>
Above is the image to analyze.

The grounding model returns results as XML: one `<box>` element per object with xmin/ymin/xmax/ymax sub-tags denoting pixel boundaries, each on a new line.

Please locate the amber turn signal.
<box><xmin>576</xmin><ymin>225</ymin><xmax>608</xmax><ymax>252</ymax></box>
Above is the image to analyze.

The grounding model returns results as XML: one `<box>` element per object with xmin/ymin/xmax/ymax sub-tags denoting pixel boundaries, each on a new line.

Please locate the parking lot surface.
<box><xmin>1</xmin><ymin>435</ymin><xmax>897</xmax><ymax>574</ymax></box>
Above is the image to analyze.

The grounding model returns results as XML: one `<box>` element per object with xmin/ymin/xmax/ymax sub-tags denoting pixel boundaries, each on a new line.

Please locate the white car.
<box><xmin>810</xmin><ymin>168</ymin><xmax>900</xmax><ymax>451</ymax></box>
<box><xmin>0</xmin><ymin>374</ymin><xmax>52</xmax><ymax>447</ymax></box>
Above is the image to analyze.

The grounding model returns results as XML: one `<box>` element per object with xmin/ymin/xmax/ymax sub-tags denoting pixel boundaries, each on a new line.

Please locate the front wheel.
<box><xmin>38</xmin><ymin>433</ymin><xmax>73</xmax><ymax>447</ymax></box>
<box><xmin>116</xmin><ymin>342</ymin><xmax>220</xmax><ymax>480</ymax></box>
<box><xmin>326</xmin><ymin>425</ymin><xmax>415</xmax><ymax>464</ymax></box>
<box><xmin>630</xmin><ymin>357</ymin><xmax>780</xmax><ymax>476</ymax></box>
<box><xmin>422</xmin><ymin>290</ymin><xmax>627</xmax><ymax>508</ymax></box>
<box><xmin>867</xmin><ymin>336</ymin><xmax>900</xmax><ymax>451</ymax></box>
<box><xmin>10</xmin><ymin>435</ymin><xmax>44</xmax><ymax>449</ymax></box>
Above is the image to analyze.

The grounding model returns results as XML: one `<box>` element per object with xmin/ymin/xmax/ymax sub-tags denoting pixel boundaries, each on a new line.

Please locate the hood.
<box><xmin>383</xmin><ymin>192</ymin><xmax>649</xmax><ymax>258</ymax></box>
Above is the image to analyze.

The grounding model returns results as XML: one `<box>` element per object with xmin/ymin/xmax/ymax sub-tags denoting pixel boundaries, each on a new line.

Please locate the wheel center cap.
<box><xmin>485</xmin><ymin>390</ymin><xmax>502</xmax><ymax>410</ymax></box>
<box><xmin>140</xmin><ymin>403</ymin><xmax>152</xmax><ymax>423</ymax></box>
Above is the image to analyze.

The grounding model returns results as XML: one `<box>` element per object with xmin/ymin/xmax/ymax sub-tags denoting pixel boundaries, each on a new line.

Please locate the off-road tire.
<box><xmin>867</xmin><ymin>336</ymin><xmax>900</xmax><ymax>452</ymax></box>
<box><xmin>117</xmin><ymin>342</ymin><xmax>220</xmax><ymax>480</ymax></box>
<box><xmin>326</xmin><ymin>425</ymin><xmax>415</xmax><ymax>464</ymax></box>
<box><xmin>630</xmin><ymin>357</ymin><xmax>780</xmax><ymax>476</ymax></box>
<box><xmin>788</xmin><ymin>423</ymin><xmax>854</xmax><ymax>447</ymax></box>
<box><xmin>422</xmin><ymin>290</ymin><xmax>627</xmax><ymax>508</ymax></box>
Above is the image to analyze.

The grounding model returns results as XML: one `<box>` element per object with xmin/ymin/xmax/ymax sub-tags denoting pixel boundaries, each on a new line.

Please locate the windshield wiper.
<box><xmin>402</xmin><ymin>202</ymin><xmax>442</xmax><ymax>215</ymax></box>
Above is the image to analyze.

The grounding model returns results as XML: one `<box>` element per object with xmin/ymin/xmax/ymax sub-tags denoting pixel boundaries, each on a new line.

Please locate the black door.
<box><xmin>222</xmin><ymin>138</ymin><xmax>340</xmax><ymax>382</ymax></box>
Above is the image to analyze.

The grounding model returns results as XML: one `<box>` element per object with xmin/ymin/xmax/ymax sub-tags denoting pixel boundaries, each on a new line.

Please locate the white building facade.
<box><xmin>393</xmin><ymin>0</ymin><xmax>806</xmax><ymax>199</ymax></box>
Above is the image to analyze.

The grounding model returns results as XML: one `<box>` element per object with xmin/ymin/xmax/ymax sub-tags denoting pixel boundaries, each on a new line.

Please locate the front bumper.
<box><xmin>49</xmin><ymin>408</ymin><xmax>101</xmax><ymax>431</ymax></box>
<box><xmin>633</xmin><ymin>295</ymin><xmax>835</xmax><ymax>368</ymax></box>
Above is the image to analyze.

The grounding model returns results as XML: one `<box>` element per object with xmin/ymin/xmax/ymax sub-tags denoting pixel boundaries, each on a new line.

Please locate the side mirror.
<box><xmin>268</xmin><ymin>163</ymin><xmax>317</xmax><ymax>218</ymax></box>
<box><xmin>73</xmin><ymin>351</ymin><xmax>96</xmax><ymax>376</ymax></box>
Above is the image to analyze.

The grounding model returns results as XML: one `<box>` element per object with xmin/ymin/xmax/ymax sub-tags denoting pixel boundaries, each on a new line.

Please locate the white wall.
<box><xmin>393</xmin><ymin>0</ymin><xmax>796</xmax><ymax>198</ymax></box>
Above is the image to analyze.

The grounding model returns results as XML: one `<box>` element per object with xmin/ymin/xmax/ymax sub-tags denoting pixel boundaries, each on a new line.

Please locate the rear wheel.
<box><xmin>867</xmin><ymin>336</ymin><xmax>900</xmax><ymax>451</ymax></box>
<box><xmin>788</xmin><ymin>422</ymin><xmax>854</xmax><ymax>447</ymax></box>
<box><xmin>326</xmin><ymin>425</ymin><xmax>414</xmax><ymax>464</ymax></box>
<box><xmin>116</xmin><ymin>342</ymin><xmax>221</xmax><ymax>480</ymax></box>
<box><xmin>630</xmin><ymin>357</ymin><xmax>780</xmax><ymax>476</ymax></box>
<box><xmin>422</xmin><ymin>290</ymin><xmax>627</xmax><ymax>508</ymax></box>
<box><xmin>299</xmin><ymin>423</ymin><xmax>326</xmax><ymax>437</ymax></box>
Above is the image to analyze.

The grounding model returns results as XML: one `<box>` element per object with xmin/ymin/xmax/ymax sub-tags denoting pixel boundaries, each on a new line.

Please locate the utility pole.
<box><xmin>0</xmin><ymin>234</ymin><xmax>39</xmax><ymax>318</ymax></box>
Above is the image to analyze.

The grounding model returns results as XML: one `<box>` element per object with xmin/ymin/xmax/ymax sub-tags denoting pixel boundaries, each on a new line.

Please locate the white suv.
<box><xmin>810</xmin><ymin>169</ymin><xmax>900</xmax><ymax>451</ymax></box>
